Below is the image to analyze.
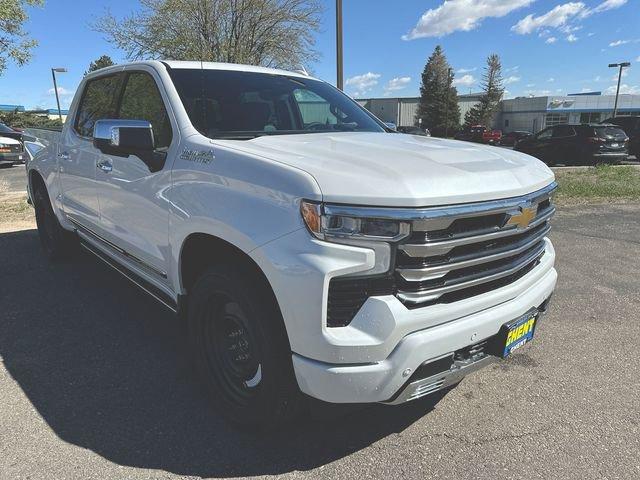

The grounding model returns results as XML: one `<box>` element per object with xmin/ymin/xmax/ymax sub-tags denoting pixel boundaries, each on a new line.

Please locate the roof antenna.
<box><xmin>295</xmin><ymin>65</ymin><xmax>309</xmax><ymax>76</ymax></box>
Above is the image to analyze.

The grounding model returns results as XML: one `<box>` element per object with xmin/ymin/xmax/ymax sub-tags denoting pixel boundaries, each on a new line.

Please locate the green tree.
<box><xmin>85</xmin><ymin>54</ymin><xmax>115</xmax><ymax>74</ymax></box>
<box><xmin>464</xmin><ymin>54</ymin><xmax>504</xmax><ymax>128</ymax></box>
<box><xmin>0</xmin><ymin>0</ymin><xmax>43</xmax><ymax>75</ymax></box>
<box><xmin>0</xmin><ymin>109</ymin><xmax>62</xmax><ymax>129</ymax></box>
<box><xmin>415</xmin><ymin>45</ymin><xmax>460</xmax><ymax>137</ymax></box>
<box><xmin>92</xmin><ymin>0</ymin><xmax>322</xmax><ymax>70</ymax></box>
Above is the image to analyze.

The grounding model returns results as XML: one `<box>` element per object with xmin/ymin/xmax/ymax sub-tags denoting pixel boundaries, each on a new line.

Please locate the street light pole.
<box><xmin>51</xmin><ymin>67</ymin><xmax>67</xmax><ymax>123</ymax></box>
<box><xmin>444</xmin><ymin>68</ymin><xmax>452</xmax><ymax>138</ymax></box>
<box><xmin>608</xmin><ymin>62</ymin><xmax>631</xmax><ymax>118</ymax></box>
<box><xmin>336</xmin><ymin>0</ymin><xmax>343</xmax><ymax>90</ymax></box>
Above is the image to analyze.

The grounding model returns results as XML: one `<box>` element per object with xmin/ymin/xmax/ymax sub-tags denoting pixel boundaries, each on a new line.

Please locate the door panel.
<box><xmin>60</xmin><ymin>74</ymin><xmax>124</xmax><ymax>230</ymax></box>
<box><xmin>93</xmin><ymin>70</ymin><xmax>175</xmax><ymax>284</ymax></box>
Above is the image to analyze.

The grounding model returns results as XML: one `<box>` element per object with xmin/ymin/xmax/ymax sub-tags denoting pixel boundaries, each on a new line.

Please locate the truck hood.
<box><xmin>220</xmin><ymin>132</ymin><xmax>555</xmax><ymax>207</ymax></box>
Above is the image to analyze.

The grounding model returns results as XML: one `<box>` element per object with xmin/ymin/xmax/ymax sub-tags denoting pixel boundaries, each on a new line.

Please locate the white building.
<box><xmin>358</xmin><ymin>92</ymin><xmax>640</xmax><ymax>133</ymax></box>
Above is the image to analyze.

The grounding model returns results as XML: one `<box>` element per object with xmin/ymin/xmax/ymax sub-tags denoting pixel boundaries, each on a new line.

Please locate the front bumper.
<box><xmin>0</xmin><ymin>152</ymin><xmax>24</xmax><ymax>164</ymax></box>
<box><xmin>292</xmin><ymin>264</ymin><xmax>556</xmax><ymax>404</ymax></box>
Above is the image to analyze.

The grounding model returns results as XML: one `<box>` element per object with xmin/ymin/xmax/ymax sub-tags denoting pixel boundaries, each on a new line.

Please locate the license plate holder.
<box><xmin>489</xmin><ymin>310</ymin><xmax>539</xmax><ymax>358</ymax></box>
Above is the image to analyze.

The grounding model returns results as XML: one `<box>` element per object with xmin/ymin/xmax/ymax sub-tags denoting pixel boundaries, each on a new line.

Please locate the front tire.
<box><xmin>33</xmin><ymin>181</ymin><xmax>77</xmax><ymax>260</ymax></box>
<box><xmin>187</xmin><ymin>264</ymin><xmax>302</xmax><ymax>429</ymax></box>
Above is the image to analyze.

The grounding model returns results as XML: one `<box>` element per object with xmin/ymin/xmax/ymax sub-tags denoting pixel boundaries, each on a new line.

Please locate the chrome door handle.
<box><xmin>58</xmin><ymin>152</ymin><xmax>70</xmax><ymax>160</ymax></box>
<box><xmin>97</xmin><ymin>160</ymin><xmax>113</xmax><ymax>173</ymax></box>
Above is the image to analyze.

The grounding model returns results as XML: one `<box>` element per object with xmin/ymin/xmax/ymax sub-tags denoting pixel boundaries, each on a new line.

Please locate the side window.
<box><xmin>294</xmin><ymin>89</ymin><xmax>340</xmax><ymax>126</ymax></box>
<box><xmin>553</xmin><ymin>125</ymin><xmax>575</xmax><ymax>138</ymax></box>
<box><xmin>118</xmin><ymin>72</ymin><xmax>173</xmax><ymax>149</ymax></box>
<box><xmin>74</xmin><ymin>75</ymin><xmax>123</xmax><ymax>138</ymax></box>
<box><xmin>537</xmin><ymin>128</ymin><xmax>552</xmax><ymax>140</ymax></box>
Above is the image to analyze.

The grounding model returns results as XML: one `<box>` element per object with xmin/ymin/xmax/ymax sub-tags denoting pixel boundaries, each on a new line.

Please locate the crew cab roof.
<box><xmin>84</xmin><ymin>60</ymin><xmax>317</xmax><ymax>81</ymax></box>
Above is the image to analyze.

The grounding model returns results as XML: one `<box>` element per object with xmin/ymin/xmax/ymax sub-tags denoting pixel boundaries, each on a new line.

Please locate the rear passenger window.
<box><xmin>553</xmin><ymin>125</ymin><xmax>575</xmax><ymax>137</ymax></box>
<box><xmin>118</xmin><ymin>72</ymin><xmax>173</xmax><ymax>149</ymax></box>
<box><xmin>74</xmin><ymin>75</ymin><xmax>123</xmax><ymax>138</ymax></box>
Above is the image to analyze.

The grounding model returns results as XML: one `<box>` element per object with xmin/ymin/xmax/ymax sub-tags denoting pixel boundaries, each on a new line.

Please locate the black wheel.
<box><xmin>33</xmin><ymin>181</ymin><xmax>77</xmax><ymax>260</ymax></box>
<box><xmin>188</xmin><ymin>264</ymin><xmax>302</xmax><ymax>429</ymax></box>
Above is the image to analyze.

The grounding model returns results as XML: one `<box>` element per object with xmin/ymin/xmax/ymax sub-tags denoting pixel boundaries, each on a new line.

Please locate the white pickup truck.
<box><xmin>28</xmin><ymin>61</ymin><xmax>557</xmax><ymax>428</ymax></box>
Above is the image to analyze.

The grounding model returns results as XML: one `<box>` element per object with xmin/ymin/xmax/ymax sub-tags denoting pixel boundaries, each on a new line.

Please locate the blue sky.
<box><xmin>1</xmin><ymin>0</ymin><xmax>639</xmax><ymax>109</ymax></box>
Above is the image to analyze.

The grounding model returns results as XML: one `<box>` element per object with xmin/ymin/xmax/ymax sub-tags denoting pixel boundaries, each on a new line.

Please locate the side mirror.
<box><xmin>93</xmin><ymin>119</ymin><xmax>165</xmax><ymax>172</ymax></box>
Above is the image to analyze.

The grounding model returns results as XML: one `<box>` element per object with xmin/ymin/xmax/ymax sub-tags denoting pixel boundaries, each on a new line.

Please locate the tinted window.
<box><xmin>536</xmin><ymin>128</ymin><xmax>552</xmax><ymax>140</ymax></box>
<box><xmin>553</xmin><ymin>125</ymin><xmax>575</xmax><ymax>137</ymax></box>
<box><xmin>0</xmin><ymin>123</ymin><xmax>15</xmax><ymax>133</ymax></box>
<box><xmin>74</xmin><ymin>75</ymin><xmax>123</xmax><ymax>138</ymax></box>
<box><xmin>118</xmin><ymin>72</ymin><xmax>173</xmax><ymax>148</ymax></box>
<box><xmin>594</xmin><ymin>126</ymin><xmax>627</xmax><ymax>139</ymax></box>
<box><xmin>168</xmin><ymin>69</ymin><xmax>384</xmax><ymax>139</ymax></box>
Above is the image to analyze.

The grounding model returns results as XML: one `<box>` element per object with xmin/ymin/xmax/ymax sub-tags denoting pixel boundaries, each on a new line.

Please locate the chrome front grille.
<box><xmin>325</xmin><ymin>183</ymin><xmax>556</xmax><ymax>326</ymax></box>
<box><xmin>393</xmin><ymin>183</ymin><xmax>556</xmax><ymax>307</ymax></box>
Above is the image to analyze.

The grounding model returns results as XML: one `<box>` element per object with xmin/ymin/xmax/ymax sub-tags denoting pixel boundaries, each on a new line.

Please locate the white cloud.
<box><xmin>545</xmin><ymin>36</ymin><xmax>558</xmax><ymax>44</ymax></box>
<box><xmin>592</xmin><ymin>0</ymin><xmax>628</xmax><ymax>14</ymax></box>
<box><xmin>383</xmin><ymin>76</ymin><xmax>412</xmax><ymax>95</ymax></box>
<box><xmin>453</xmin><ymin>74</ymin><xmax>476</xmax><ymax>87</ymax></box>
<box><xmin>457</xmin><ymin>67</ymin><xmax>477</xmax><ymax>73</ymax></box>
<box><xmin>548</xmin><ymin>77</ymin><xmax>555</xmax><ymax>82</ymax></box>
<box><xmin>505</xmin><ymin>65</ymin><xmax>520</xmax><ymax>73</ymax></box>
<box><xmin>526</xmin><ymin>83</ymin><xmax>536</xmax><ymax>87</ymax></box>
<box><xmin>346</xmin><ymin>72</ymin><xmax>381</xmax><ymax>96</ymax></box>
<box><xmin>604</xmin><ymin>83</ymin><xmax>640</xmax><ymax>95</ymax></box>
<box><xmin>609</xmin><ymin>39</ymin><xmax>630</xmax><ymax>47</ymax></box>
<box><xmin>47</xmin><ymin>86</ymin><xmax>73</xmax><ymax>96</ymax></box>
<box><xmin>611</xmin><ymin>70</ymin><xmax>629</xmax><ymax>81</ymax></box>
<box><xmin>403</xmin><ymin>0</ymin><xmax>533</xmax><ymax>39</ymax></box>
<box><xmin>567</xmin><ymin>34</ymin><xmax>579</xmax><ymax>42</ymax></box>
<box><xmin>504</xmin><ymin>75</ymin><xmax>521</xmax><ymax>85</ymax></box>
<box><xmin>512</xmin><ymin>2</ymin><xmax>586</xmax><ymax>35</ymax></box>
<box><xmin>512</xmin><ymin>0</ymin><xmax>627</xmax><ymax>38</ymax></box>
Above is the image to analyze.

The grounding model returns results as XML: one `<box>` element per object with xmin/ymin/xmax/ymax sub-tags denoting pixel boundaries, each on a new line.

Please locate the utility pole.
<box><xmin>444</xmin><ymin>68</ymin><xmax>452</xmax><ymax>138</ymax></box>
<box><xmin>608</xmin><ymin>62</ymin><xmax>631</xmax><ymax>117</ymax></box>
<box><xmin>336</xmin><ymin>0</ymin><xmax>343</xmax><ymax>90</ymax></box>
<box><xmin>51</xmin><ymin>67</ymin><xmax>67</xmax><ymax>123</ymax></box>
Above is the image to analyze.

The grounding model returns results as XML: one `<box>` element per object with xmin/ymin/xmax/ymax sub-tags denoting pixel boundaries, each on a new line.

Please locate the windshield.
<box><xmin>168</xmin><ymin>68</ymin><xmax>385</xmax><ymax>139</ymax></box>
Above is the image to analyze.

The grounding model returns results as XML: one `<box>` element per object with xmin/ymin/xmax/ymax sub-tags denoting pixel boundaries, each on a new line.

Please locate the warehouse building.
<box><xmin>358</xmin><ymin>92</ymin><xmax>640</xmax><ymax>133</ymax></box>
<box><xmin>356</xmin><ymin>93</ymin><xmax>483</xmax><ymax>127</ymax></box>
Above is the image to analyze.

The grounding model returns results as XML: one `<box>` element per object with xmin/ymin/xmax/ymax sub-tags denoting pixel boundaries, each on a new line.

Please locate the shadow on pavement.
<box><xmin>0</xmin><ymin>229</ymin><xmax>447</xmax><ymax>478</ymax></box>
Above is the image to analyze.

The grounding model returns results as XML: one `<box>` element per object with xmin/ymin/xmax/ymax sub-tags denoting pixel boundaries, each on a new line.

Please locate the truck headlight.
<box><xmin>301</xmin><ymin>200</ymin><xmax>409</xmax><ymax>241</ymax></box>
<box><xmin>300</xmin><ymin>200</ymin><xmax>410</xmax><ymax>275</ymax></box>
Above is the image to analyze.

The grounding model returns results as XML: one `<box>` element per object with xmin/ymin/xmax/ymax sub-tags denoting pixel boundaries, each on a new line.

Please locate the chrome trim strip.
<box><xmin>323</xmin><ymin>182</ymin><xmax>557</xmax><ymax>222</ymax></box>
<box><xmin>67</xmin><ymin>216</ymin><xmax>168</xmax><ymax>279</ymax></box>
<box><xmin>385</xmin><ymin>354</ymin><xmax>497</xmax><ymax>405</ymax></box>
<box><xmin>399</xmin><ymin>206</ymin><xmax>555</xmax><ymax>257</ymax></box>
<box><xmin>397</xmin><ymin>242</ymin><xmax>546</xmax><ymax>304</ymax></box>
<box><xmin>397</xmin><ymin>224</ymin><xmax>551</xmax><ymax>282</ymax></box>
<box><xmin>80</xmin><ymin>242</ymin><xmax>177</xmax><ymax>313</ymax></box>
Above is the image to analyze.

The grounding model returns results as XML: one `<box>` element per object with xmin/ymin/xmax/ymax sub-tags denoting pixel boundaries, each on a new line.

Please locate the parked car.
<box><xmin>0</xmin><ymin>138</ymin><xmax>25</xmax><ymax>169</ymax></box>
<box><xmin>455</xmin><ymin>125</ymin><xmax>502</xmax><ymax>145</ymax></box>
<box><xmin>500</xmin><ymin>131</ymin><xmax>532</xmax><ymax>147</ymax></box>
<box><xmin>515</xmin><ymin>124</ymin><xmax>629</xmax><ymax>166</ymax></box>
<box><xmin>28</xmin><ymin>61</ymin><xmax>557</xmax><ymax>429</ymax></box>
<box><xmin>601</xmin><ymin>116</ymin><xmax>640</xmax><ymax>159</ymax></box>
<box><xmin>396</xmin><ymin>126</ymin><xmax>430</xmax><ymax>136</ymax></box>
<box><xmin>0</xmin><ymin>122</ymin><xmax>24</xmax><ymax>142</ymax></box>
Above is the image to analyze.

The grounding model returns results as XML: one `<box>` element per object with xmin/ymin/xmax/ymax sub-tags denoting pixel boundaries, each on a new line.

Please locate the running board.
<box><xmin>80</xmin><ymin>240</ymin><xmax>178</xmax><ymax>314</ymax></box>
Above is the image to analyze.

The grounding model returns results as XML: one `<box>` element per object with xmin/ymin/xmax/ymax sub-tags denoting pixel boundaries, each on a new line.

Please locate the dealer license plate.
<box><xmin>498</xmin><ymin>311</ymin><xmax>538</xmax><ymax>358</ymax></box>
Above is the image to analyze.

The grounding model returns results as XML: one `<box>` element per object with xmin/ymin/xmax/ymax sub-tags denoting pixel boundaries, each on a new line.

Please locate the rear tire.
<box><xmin>187</xmin><ymin>263</ymin><xmax>302</xmax><ymax>430</ymax></box>
<box><xmin>33</xmin><ymin>181</ymin><xmax>77</xmax><ymax>260</ymax></box>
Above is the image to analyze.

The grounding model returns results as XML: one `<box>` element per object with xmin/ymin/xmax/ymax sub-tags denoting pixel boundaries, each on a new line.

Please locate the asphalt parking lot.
<box><xmin>1</xmin><ymin>168</ymin><xmax>639</xmax><ymax>479</ymax></box>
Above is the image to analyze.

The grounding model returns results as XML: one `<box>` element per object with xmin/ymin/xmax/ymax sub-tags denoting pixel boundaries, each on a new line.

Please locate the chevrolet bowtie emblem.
<box><xmin>507</xmin><ymin>206</ymin><xmax>537</xmax><ymax>229</ymax></box>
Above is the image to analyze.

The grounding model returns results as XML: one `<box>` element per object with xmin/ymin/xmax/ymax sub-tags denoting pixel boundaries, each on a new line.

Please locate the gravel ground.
<box><xmin>0</xmin><ymin>198</ymin><xmax>639</xmax><ymax>479</ymax></box>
